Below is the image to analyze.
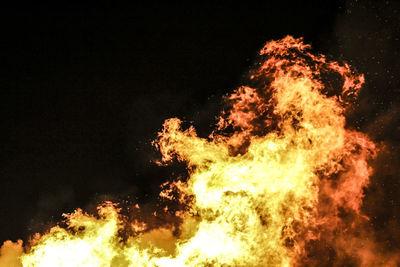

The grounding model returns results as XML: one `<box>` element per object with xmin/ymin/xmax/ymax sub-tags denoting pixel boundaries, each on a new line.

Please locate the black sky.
<box><xmin>1</xmin><ymin>1</ymin><xmax>399</xmax><ymax>247</ymax></box>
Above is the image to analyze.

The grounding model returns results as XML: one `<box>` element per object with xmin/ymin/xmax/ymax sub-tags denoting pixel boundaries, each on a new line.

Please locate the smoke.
<box><xmin>332</xmin><ymin>0</ymin><xmax>400</xmax><ymax>257</ymax></box>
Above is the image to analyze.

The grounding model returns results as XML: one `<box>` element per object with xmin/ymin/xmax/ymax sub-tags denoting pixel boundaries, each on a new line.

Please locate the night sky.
<box><xmin>1</xmin><ymin>1</ymin><xmax>400</xmax><ymax>251</ymax></box>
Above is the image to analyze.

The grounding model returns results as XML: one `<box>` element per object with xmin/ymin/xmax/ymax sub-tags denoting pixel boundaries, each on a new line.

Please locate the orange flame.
<box><xmin>1</xmin><ymin>36</ymin><xmax>397</xmax><ymax>266</ymax></box>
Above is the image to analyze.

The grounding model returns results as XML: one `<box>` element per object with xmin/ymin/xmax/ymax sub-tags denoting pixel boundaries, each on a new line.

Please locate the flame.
<box><xmin>1</xmin><ymin>36</ymin><xmax>396</xmax><ymax>266</ymax></box>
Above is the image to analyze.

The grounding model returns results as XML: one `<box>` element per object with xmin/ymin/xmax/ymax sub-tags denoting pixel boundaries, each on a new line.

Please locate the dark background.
<box><xmin>1</xmin><ymin>1</ymin><xmax>399</xmax><ymax>245</ymax></box>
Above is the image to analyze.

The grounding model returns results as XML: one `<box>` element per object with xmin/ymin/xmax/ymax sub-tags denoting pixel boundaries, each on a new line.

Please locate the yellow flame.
<box><xmin>2</xmin><ymin>36</ymin><xmax>393</xmax><ymax>266</ymax></box>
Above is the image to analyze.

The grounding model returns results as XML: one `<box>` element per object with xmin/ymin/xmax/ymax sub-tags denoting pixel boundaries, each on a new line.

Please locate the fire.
<box><xmin>1</xmin><ymin>36</ymin><xmax>396</xmax><ymax>266</ymax></box>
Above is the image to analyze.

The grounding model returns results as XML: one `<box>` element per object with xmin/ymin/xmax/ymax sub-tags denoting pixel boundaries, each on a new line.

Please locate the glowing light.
<box><xmin>1</xmin><ymin>36</ymin><xmax>394</xmax><ymax>266</ymax></box>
